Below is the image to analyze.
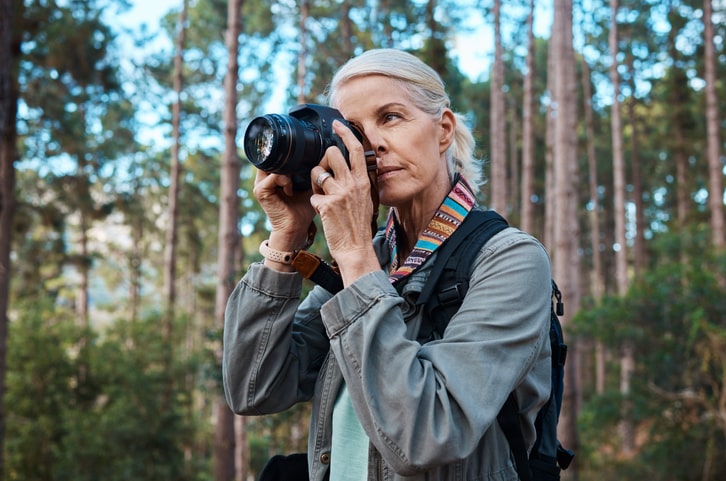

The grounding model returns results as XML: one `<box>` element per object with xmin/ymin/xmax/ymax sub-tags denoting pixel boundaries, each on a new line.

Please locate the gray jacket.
<box><xmin>223</xmin><ymin>226</ymin><xmax>552</xmax><ymax>481</ymax></box>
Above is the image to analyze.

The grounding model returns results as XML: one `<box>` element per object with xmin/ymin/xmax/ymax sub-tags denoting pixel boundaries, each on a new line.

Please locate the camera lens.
<box><xmin>243</xmin><ymin>115</ymin><xmax>293</xmax><ymax>172</ymax></box>
<box><xmin>243</xmin><ymin>114</ymin><xmax>323</xmax><ymax>176</ymax></box>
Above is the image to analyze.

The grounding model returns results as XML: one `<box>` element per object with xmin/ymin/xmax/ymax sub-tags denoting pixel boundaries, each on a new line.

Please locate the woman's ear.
<box><xmin>439</xmin><ymin>109</ymin><xmax>456</xmax><ymax>154</ymax></box>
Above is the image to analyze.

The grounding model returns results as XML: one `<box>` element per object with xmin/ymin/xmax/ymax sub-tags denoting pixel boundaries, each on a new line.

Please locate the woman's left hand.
<box><xmin>310</xmin><ymin>121</ymin><xmax>380</xmax><ymax>286</ymax></box>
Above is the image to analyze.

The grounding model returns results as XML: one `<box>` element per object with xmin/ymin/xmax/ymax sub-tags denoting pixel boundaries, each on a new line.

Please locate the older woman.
<box><xmin>223</xmin><ymin>48</ymin><xmax>552</xmax><ymax>481</ymax></box>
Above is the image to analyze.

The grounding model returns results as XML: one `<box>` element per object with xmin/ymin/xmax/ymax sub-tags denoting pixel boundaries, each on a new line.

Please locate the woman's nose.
<box><xmin>362</xmin><ymin>127</ymin><xmax>385</xmax><ymax>153</ymax></box>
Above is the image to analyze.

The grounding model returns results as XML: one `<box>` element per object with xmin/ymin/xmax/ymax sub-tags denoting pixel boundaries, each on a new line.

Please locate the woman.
<box><xmin>223</xmin><ymin>48</ymin><xmax>552</xmax><ymax>481</ymax></box>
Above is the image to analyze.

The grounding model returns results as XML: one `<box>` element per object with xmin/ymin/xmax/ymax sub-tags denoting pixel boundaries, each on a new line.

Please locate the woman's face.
<box><xmin>333</xmin><ymin>75</ymin><xmax>455</xmax><ymax>212</ymax></box>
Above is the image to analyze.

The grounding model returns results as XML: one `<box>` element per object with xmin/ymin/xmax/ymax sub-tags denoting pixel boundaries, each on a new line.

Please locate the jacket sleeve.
<box><xmin>222</xmin><ymin>262</ymin><xmax>332</xmax><ymax>415</ymax></box>
<box><xmin>320</xmin><ymin>229</ymin><xmax>552</xmax><ymax>475</ymax></box>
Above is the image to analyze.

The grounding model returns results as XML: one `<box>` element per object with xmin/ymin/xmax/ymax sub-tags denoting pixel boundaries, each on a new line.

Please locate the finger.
<box><xmin>332</xmin><ymin>120</ymin><xmax>367</xmax><ymax>177</ymax></box>
<box><xmin>254</xmin><ymin>167</ymin><xmax>269</xmax><ymax>185</ymax></box>
<box><xmin>320</xmin><ymin>143</ymin><xmax>349</xmax><ymax>180</ymax></box>
<box><xmin>276</xmin><ymin>174</ymin><xmax>294</xmax><ymax>196</ymax></box>
<box><xmin>315</xmin><ymin>170</ymin><xmax>333</xmax><ymax>191</ymax></box>
<box><xmin>310</xmin><ymin>166</ymin><xmax>333</xmax><ymax>194</ymax></box>
<box><xmin>254</xmin><ymin>170</ymin><xmax>293</xmax><ymax>198</ymax></box>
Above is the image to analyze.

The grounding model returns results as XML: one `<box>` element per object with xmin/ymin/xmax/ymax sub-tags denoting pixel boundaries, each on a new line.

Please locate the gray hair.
<box><xmin>326</xmin><ymin>48</ymin><xmax>482</xmax><ymax>186</ymax></box>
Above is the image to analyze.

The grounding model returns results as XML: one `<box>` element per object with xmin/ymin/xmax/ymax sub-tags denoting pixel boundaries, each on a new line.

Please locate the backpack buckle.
<box><xmin>437</xmin><ymin>283</ymin><xmax>465</xmax><ymax>307</ymax></box>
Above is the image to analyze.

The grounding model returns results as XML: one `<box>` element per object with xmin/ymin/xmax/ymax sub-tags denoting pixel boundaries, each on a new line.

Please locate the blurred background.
<box><xmin>0</xmin><ymin>0</ymin><xmax>724</xmax><ymax>480</ymax></box>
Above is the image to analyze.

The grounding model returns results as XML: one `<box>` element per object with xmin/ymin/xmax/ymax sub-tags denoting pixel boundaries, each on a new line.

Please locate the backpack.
<box><xmin>415</xmin><ymin>209</ymin><xmax>575</xmax><ymax>481</ymax></box>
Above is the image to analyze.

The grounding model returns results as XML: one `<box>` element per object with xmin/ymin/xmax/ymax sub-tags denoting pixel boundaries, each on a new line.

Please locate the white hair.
<box><xmin>326</xmin><ymin>48</ymin><xmax>483</xmax><ymax>186</ymax></box>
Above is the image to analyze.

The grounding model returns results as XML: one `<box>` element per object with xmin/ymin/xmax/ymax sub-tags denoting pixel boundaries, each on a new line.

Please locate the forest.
<box><xmin>0</xmin><ymin>0</ymin><xmax>724</xmax><ymax>480</ymax></box>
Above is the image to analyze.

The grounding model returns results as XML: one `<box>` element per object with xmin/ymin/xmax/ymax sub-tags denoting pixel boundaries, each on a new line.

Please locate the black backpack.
<box><xmin>416</xmin><ymin>209</ymin><xmax>575</xmax><ymax>481</ymax></box>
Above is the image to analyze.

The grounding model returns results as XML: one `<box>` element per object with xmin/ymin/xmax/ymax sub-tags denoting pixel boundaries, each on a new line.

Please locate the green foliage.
<box><xmin>245</xmin><ymin>403</ymin><xmax>313</xmax><ymax>479</ymax></box>
<box><xmin>5</xmin><ymin>0</ymin><xmax>726</xmax><ymax>480</ymax></box>
<box><xmin>4</xmin><ymin>302</ymin><xmax>212</xmax><ymax>480</ymax></box>
<box><xmin>574</xmin><ymin>236</ymin><xmax>726</xmax><ymax>481</ymax></box>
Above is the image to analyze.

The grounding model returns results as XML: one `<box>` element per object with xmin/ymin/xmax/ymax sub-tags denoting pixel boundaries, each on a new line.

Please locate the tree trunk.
<box><xmin>296</xmin><ymin>0</ymin><xmax>309</xmax><ymax>104</ymax></box>
<box><xmin>489</xmin><ymin>0</ymin><xmax>507</xmax><ymax>213</ymax></box>
<box><xmin>215</xmin><ymin>399</ymin><xmax>237</xmax><ymax>481</ymax></box>
<box><xmin>75</xmin><ymin>105</ymin><xmax>90</xmax><ymax>328</ymax></box>
<box><xmin>164</xmin><ymin>0</ymin><xmax>188</xmax><ymax>332</ymax></box>
<box><xmin>551</xmin><ymin>0</ymin><xmax>580</xmax><ymax>474</ymax></box>
<box><xmin>581</xmin><ymin>59</ymin><xmax>607</xmax><ymax>394</ymax></box>
<box><xmin>341</xmin><ymin>0</ymin><xmax>353</xmax><ymax>59</ymax></box>
<box><xmin>508</xmin><ymin>99</ymin><xmax>519</xmax><ymax>223</ymax></box>
<box><xmin>520</xmin><ymin>0</ymin><xmax>536</xmax><ymax>235</ymax></box>
<box><xmin>703</xmin><ymin>0</ymin><xmax>724</xmax><ymax>251</ymax></box>
<box><xmin>77</xmin><ymin>203</ymin><xmax>90</xmax><ymax>327</ymax></box>
<box><xmin>129</xmin><ymin>209</ymin><xmax>143</xmax><ymax>322</ymax></box>
<box><xmin>609</xmin><ymin>0</ymin><xmax>627</xmax><ymax>297</ymax></box>
<box><xmin>0</xmin><ymin>0</ymin><xmax>19</xmax><ymax>475</ymax></box>
<box><xmin>609</xmin><ymin>0</ymin><xmax>634</xmax><ymax>455</ymax></box>
<box><xmin>544</xmin><ymin>18</ymin><xmax>556</xmax><ymax>249</ymax></box>
<box><xmin>215</xmin><ymin>0</ymin><xmax>244</xmax><ymax>479</ymax></box>
<box><xmin>667</xmin><ymin>2</ymin><xmax>689</xmax><ymax>258</ymax></box>
<box><xmin>627</xmin><ymin>55</ymin><xmax>646</xmax><ymax>281</ymax></box>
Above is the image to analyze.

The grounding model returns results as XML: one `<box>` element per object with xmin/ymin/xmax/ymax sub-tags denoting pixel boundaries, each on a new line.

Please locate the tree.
<box><xmin>608</xmin><ymin>0</ymin><xmax>635</xmax><ymax>456</ymax></box>
<box><xmin>0</xmin><ymin>0</ymin><xmax>19</xmax><ymax>476</ymax></box>
<box><xmin>6</xmin><ymin>300</ymin><xmax>204</xmax><ymax>481</ymax></box>
<box><xmin>581</xmin><ymin>58</ymin><xmax>607</xmax><ymax>394</ymax></box>
<box><xmin>574</xmin><ymin>234</ymin><xmax>726</xmax><ymax>481</ymax></box>
<box><xmin>550</xmin><ymin>0</ymin><xmax>580</xmax><ymax>472</ymax></box>
<box><xmin>626</xmin><ymin>53</ymin><xmax>646</xmax><ymax>280</ymax></box>
<box><xmin>703</xmin><ymin>0</ymin><xmax>723</xmax><ymax>251</ymax></box>
<box><xmin>489</xmin><ymin>0</ymin><xmax>507</xmax><ymax>213</ymax></box>
<box><xmin>520</xmin><ymin>0</ymin><xmax>536</xmax><ymax>234</ymax></box>
<box><xmin>164</xmin><ymin>0</ymin><xmax>189</xmax><ymax>331</ymax></box>
<box><xmin>296</xmin><ymin>0</ymin><xmax>310</xmax><ymax>104</ymax></box>
<box><xmin>19</xmin><ymin>0</ymin><xmax>133</xmax><ymax>327</ymax></box>
<box><xmin>666</xmin><ymin>1</ymin><xmax>694</xmax><ymax>253</ymax></box>
<box><xmin>214</xmin><ymin>1</ymin><xmax>243</xmax><ymax>480</ymax></box>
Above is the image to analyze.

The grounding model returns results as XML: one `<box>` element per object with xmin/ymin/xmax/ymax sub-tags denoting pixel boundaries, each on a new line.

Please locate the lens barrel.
<box><xmin>243</xmin><ymin>114</ymin><xmax>323</xmax><ymax>175</ymax></box>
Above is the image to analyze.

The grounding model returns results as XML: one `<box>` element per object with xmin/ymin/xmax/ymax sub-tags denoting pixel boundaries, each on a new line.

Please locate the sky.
<box><xmin>118</xmin><ymin>0</ymin><xmax>179</xmax><ymax>34</ymax></box>
<box><xmin>114</xmin><ymin>0</ymin><xmax>555</xmax><ymax>146</ymax></box>
<box><xmin>116</xmin><ymin>0</ymin><xmax>555</xmax><ymax>84</ymax></box>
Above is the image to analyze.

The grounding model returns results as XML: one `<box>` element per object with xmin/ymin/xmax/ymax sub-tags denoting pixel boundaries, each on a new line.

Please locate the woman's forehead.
<box><xmin>333</xmin><ymin>76</ymin><xmax>411</xmax><ymax>111</ymax></box>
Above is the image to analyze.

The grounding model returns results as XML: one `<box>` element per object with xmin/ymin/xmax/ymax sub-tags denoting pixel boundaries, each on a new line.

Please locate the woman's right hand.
<box><xmin>253</xmin><ymin>169</ymin><xmax>316</xmax><ymax>253</ymax></box>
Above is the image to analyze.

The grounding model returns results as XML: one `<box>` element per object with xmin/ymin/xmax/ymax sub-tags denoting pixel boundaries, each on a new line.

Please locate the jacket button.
<box><xmin>320</xmin><ymin>452</ymin><xmax>331</xmax><ymax>464</ymax></box>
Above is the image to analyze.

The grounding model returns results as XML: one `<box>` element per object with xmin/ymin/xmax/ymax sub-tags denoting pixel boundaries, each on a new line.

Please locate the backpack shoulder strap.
<box><xmin>499</xmin><ymin>281</ymin><xmax>574</xmax><ymax>481</ymax></box>
<box><xmin>416</xmin><ymin>209</ymin><xmax>509</xmax><ymax>341</ymax></box>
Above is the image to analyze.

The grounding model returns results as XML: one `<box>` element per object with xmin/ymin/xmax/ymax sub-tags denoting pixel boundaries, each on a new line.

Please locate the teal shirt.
<box><xmin>330</xmin><ymin>384</ymin><xmax>369</xmax><ymax>481</ymax></box>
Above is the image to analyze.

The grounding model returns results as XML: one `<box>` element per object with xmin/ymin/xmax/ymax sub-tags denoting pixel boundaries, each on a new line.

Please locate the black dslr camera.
<box><xmin>243</xmin><ymin>104</ymin><xmax>368</xmax><ymax>191</ymax></box>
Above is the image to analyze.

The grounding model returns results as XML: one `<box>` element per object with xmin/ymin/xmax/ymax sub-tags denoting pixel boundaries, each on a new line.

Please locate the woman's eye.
<box><xmin>384</xmin><ymin>113</ymin><xmax>400</xmax><ymax>122</ymax></box>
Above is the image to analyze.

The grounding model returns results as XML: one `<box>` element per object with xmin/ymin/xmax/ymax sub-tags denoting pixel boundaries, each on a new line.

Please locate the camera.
<box><xmin>243</xmin><ymin>104</ymin><xmax>368</xmax><ymax>191</ymax></box>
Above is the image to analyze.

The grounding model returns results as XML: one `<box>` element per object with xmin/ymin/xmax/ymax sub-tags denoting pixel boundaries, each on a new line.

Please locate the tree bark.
<box><xmin>627</xmin><ymin>55</ymin><xmax>646</xmax><ymax>281</ymax></box>
<box><xmin>609</xmin><ymin>0</ymin><xmax>634</xmax><ymax>455</ymax></box>
<box><xmin>667</xmin><ymin>2</ymin><xmax>689</xmax><ymax>257</ymax></box>
<box><xmin>340</xmin><ymin>0</ymin><xmax>353</xmax><ymax>59</ymax></box>
<box><xmin>544</xmin><ymin>18</ymin><xmax>556</xmax><ymax>250</ymax></box>
<box><xmin>296</xmin><ymin>0</ymin><xmax>309</xmax><ymax>104</ymax></box>
<box><xmin>489</xmin><ymin>0</ymin><xmax>507</xmax><ymax>213</ymax></box>
<box><xmin>214</xmin><ymin>0</ymin><xmax>244</xmax><ymax>479</ymax></box>
<box><xmin>164</xmin><ymin>0</ymin><xmax>188</xmax><ymax>331</ymax></box>
<box><xmin>581</xmin><ymin>59</ymin><xmax>607</xmax><ymax>395</ymax></box>
<box><xmin>508</xmin><ymin>99</ymin><xmax>519</xmax><ymax>222</ymax></box>
<box><xmin>520</xmin><ymin>0</ymin><xmax>536</xmax><ymax>235</ymax></box>
<box><xmin>0</xmin><ymin>0</ymin><xmax>19</xmax><ymax>476</ymax></box>
<box><xmin>551</xmin><ymin>0</ymin><xmax>580</xmax><ymax>474</ymax></box>
<box><xmin>703</xmin><ymin>0</ymin><xmax>724</xmax><ymax>251</ymax></box>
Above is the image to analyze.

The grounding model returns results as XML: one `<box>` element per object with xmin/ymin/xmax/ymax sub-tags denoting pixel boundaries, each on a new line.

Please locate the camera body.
<box><xmin>243</xmin><ymin>104</ymin><xmax>366</xmax><ymax>191</ymax></box>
